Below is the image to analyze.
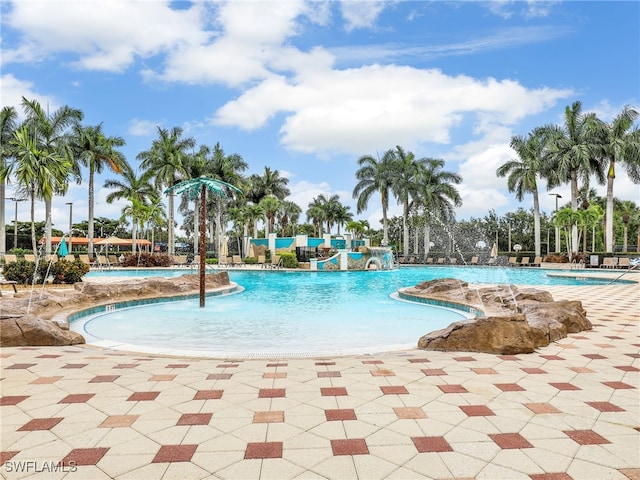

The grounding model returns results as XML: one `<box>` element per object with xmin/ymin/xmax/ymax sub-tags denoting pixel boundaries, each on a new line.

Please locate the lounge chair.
<box><xmin>588</xmin><ymin>255</ymin><xmax>599</xmax><ymax>268</ymax></box>
<box><xmin>79</xmin><ymin>254</ymin><xmax>92</xmax><ymax>266</ymax></box>
<box><xmin>449</xmin><ymin>257</ymin><xmax>457</xmax><ymax>265</ymax></box>
<box><xmin>173</xmin><ymin>255</ymin><xmax>188</xmax><ymax>265</ymax></box>
<box><xmin>232</xmin><ymin>255</ymin><xmax>245</xmax><ymax>267</ymax></box>
<box><xmin>268</xmin><ymin>255</ymin><xmax>282</xmax><ymax>269</ymax></box>
<box><xmin>486</xmin><ymin>257</ymin><xmax>497</xmax><ymax>265</ymax></box>
<box><xmin>508</xmin><ymin>257</ymin><xmax>518</xmax><ymax>266</ymax></box>
<box><xmin>618</xmin><ymin>257</ymin><xmax>630</xmax><ymax>269</ymax></box>
<box><xmin>600</xmin><ymin>257</ymin><xmax>617</xmax><ymax>269</ymax></box>
<box><xmin>436</xmin><ymin>257</ymin><xmax>445</xmax><ymax>264</ymax></box>
<box><xmin>257</xmin><ymin>255</ymin><xmax>266</xmax><ymax>267</ymax></box>
<box><xmin>426</xmin><ymin>257</ymin><xmax>434</xmax><ymax>264</ymax></box>
<box><xmin>469</xmin><ymin>256</ymin><xmax>479</xmax><ymax>265</ymax></box>
<box><xmin>64</xmin><ymin>254</ymin><xmax>76</xmax><ymax>262</ymax></box>
<box><xmin>0</xmin><ymin>279</ymin><xmax>18</xmax><ymax>296</ymax></box>
<box><xmin>2</xmin><ymin>254</ymin><xmax>18</xmax><ymax>264</ymax></box>
<box><xmin>23</xmin><ymin>254</ymin><xmax>36</xmax><ymax>262</ymax></box>
<box><xmin>519</xmin><ymin>257</ymin><xmax>530</xmax><ymax>266</ymax></box>
<box><xmin>531</xmin><ymin>256</ymin><xmax>542</xmax><ymax>267</ymax></box>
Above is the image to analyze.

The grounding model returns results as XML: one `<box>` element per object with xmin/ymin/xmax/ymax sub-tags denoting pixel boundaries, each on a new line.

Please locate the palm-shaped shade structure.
<box><xmin>165</xmin><ymin>176</ymin><xmax>242</xmax><ymax>307</ymax></box>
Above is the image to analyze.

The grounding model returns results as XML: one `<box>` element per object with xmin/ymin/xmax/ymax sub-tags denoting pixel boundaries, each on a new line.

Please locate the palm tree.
<box><xmin>279</xmin><ymin>200</ymin><xmax>302</xmax><ymax>237</ymax></box>
<box><xmin>388</xmin><ymin>146</ymin><xmax>423</xmax><ymax>256</ymax></box>
<box><xmin>540</xmin><ymin>101</ymin><xmax>604</xmax><ymax>254</ymax></box>
<box><xmin>257</xmin><ymin>166</ymin><xmax>290</xmax><ymax>200</ymax></box>
<box><xmin>165</xmin><ymin>176</ymin><xmax>241</xmax><ymax>307</ymax></box>
<box><xmin>333</xmin><ymin>204</ymin><xmax>353</xmax><ymax>235</ymax></box>
<box><xmin>21</xmin><ymin>97</ymin><xmax>83</xmax><ymax>254</ymax></box>
<box><xmin>71</xmin><ymin>123</ymin><xmax>126</xmax><ymax>254</ymax></box>
<box><xmin>259</xmin><ymin>196</ymin><xmax>281</xmax><ymax>235</ymax></box>
<box><xmin>415</xmin><ymin>158</ymin><xmax>462</xmax><ymax>255</ymax></box>
<box><xmin>591</xmin><ymin>106</ymin><xmax>640</xmax><ymax>252</ymax></box>
<box><xmin>353</xmin><ymin>150</ymin><xmax>394</xmax><ymax>246</ymax></box>
<box><xmin>497</xmin><ymin>131</ymin><xmax>545</xmax><ymax>256</ymax></box>
<box><xmin>553</xmin><ymin>207</ymin><xmax>581</xmax><ymax>258</ymax></box>
<box><xmin>9</xmin><ymin>126</ymin><xmax>72</xmax><ymax>252</ymax></box>
<box><xmin>104</xmin><ymin>162</ymin><xmax>157</xmax><ymax>254</ymax></box>
<box><xmin>138</xmin><ymin>126</ymin><xmax>195</xmax><ymax>256</ymax></box>
<box><xmin>0</xmin><ymin>106</ymin><xmax>18</xmax><ymax>257</ymax></box>
<box><xmin>306</xmin><ymin>204</ymin><xmax>325</xmax><ymax>237</ymax></box>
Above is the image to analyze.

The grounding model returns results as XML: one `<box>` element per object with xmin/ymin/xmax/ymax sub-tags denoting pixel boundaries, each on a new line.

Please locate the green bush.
<box><xmin>2</xmin><ymin>259</ymin><xmax>36</xmax><ymax>284</ymax></box>
<box><xmin>46</xmin><ymin>260</ymin><xmax>90</xmax><ymax>284</ymax></box>
<box><xmin>243</xmin><ymin>257</ymin><xmax>258</xmax><ymax>264</ymax></box>
<box><xmin>280</xmin><ymin>252</ymin><xmax>298</xmax><ymax>268</ymax></box>
<box><xmin>121</xmin><ymin>253</ymin><xmax>173</xmax><ymax>267</ymax></box>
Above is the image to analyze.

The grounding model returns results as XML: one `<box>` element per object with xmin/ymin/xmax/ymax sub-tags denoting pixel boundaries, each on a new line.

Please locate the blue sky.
<box><xmin>2</xmin><ymin>0</ymin><xmax>639</xmax><ymax>235</ymax></box>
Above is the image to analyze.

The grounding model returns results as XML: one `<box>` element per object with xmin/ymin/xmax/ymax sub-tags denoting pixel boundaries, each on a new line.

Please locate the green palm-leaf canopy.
<box><xmin>164</xmin><ymin>176</ymin><xmax>242</xmax><ymax>307</ymax></box>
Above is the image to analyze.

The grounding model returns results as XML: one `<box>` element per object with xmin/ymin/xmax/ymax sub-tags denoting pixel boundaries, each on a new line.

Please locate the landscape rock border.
<box><xmin>401</xmin><ymin>278</ymin><xmax>592</xmax><ymax>354</ymax></box>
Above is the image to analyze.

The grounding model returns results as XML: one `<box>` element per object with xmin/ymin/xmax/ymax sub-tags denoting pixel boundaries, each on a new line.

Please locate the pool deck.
<box><xmin>1</xmin><ymin>282</ymin><xmax>638</xmax><ymax>479</ymax></box>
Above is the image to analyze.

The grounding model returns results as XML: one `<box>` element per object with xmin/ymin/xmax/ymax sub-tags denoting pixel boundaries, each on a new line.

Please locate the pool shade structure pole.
<box><xmin>164</xmin><ymin>176</ymin><xmax>242</xmax><ymax>308</ymax></box>
<box><xmin>199</xmin><ymin>185</ymin><xmax>207</xmax><ymax>307</ymax></box>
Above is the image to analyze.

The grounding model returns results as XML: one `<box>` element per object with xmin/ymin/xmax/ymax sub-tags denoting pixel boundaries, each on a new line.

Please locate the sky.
<box><xmin>1</xmin><ymin>0</ymin><xmax>639</xmax><ymax>236</ymax></box>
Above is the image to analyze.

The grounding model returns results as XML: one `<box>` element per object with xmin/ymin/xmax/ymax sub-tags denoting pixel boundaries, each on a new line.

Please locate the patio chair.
<box><xmin>436</xmin><ymin>257</ymin><xmax>445</xmax><ymax>264</ymax></box>
<box><xmin>23</xmin><ymin>254</ymin><xmax>36</xmax><ymax>262</ymax></box>
<box><xmin>600</xmin><ymin>257</ymin><xmax>616</xmax><ymax>268</ymax></box>
<box><xmin>618</xmin><ymin>257</ymin><xmax>630</xmax><ymax>269</ymax></box>
<box><xmin>531</xmin><ymin>256</ymin><xmax>542</xmax><ymax>267</ymax></box>
<box><xmin>519</xmin><ymin>257</ymin><xmax>530</xmax><ymax>266</ymax></box>
<box><xmin>173</xmin><ymin>255</ymin><xmax>188</xmax><ymax>266</ymax></box>
<box><xmin>508</xmin><ymin>256</ymin><xmax>518</xmax><ymax>266</ymax></box>
<box><xmin>232</xmin><ymin>255</ymin><xmax>245</xmax><ymax>267</ymax></box>
<box><xmin>64</xmin><ymin>254</ymin><xmax>76</xmax><ymax>262</ymax></box>
<box><xmin>588</xmin><ymin>255</ymin><xmax>599</xmax><ymax>268</ymax></box>
<box><xmin>449</xmin><ymin>257</ymin><xmax>457</xmax><ymax>264</ymax></box>
<box><xmin>268</xmin><ymin>255</ymin><xmax>282</xmax><ymax>269</ymax></box>
<box><xmin>426</xmin><ymin>257</ymin><xmax>434</xmax><ymax>264</ymax></box>
<box><xmin>109</xmin><ymin>255</ymin><xmax>120</xmax><ymax>265</ymax></box>
<box><xmin>469</xmin><ymin>256</ymin><xmax>479</xmax><ymax>265</ymax></box>
<box><xmin>2</xmin><ymin>254</ymin><xmax>18</xmax><ymax>264</ymax></box>
<box><xmin>79</xmin><ymin>254</ymin><xmax>92</xmax><ymax>266</ymax></box>
<box><xmin>44</xmin><ymin>254</ymin><xmax>58</xmax><ymax>263</ymax></box>
<box><xmin>486</xmin><ymin>257</ymin><xmax>497</xmax><ymax>265</ymax></box>
<box><xmin>0</xmin><ymin>279</ymin><xmax>18</xmax><ymax>296</ymax></box>
<box><xmin>257</xmin><ymin>255</ymin><xmax>266</xmax><ymax>267</ymax></box>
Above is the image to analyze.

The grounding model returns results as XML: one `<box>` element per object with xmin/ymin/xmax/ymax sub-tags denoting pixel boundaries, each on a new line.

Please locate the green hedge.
<box><xmin>279</xmin><ymin>252</ymin><xmax>298</xmax><ymax>268</ymax></box>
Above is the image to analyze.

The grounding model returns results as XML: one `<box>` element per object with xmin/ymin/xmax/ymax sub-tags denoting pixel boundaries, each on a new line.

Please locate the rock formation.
<box><xmin>403</xmin><ymin>278</ymin><xmax>591</xmax><ymax>354</ymax></box>
<box><xmin>0</xmin><ymin>272</ymin><xmax>231</xmax><ymax>347</ymax></box>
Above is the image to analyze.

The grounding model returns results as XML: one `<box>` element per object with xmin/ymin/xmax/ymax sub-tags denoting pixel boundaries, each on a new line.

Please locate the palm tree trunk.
<box><xmin>570</xmin><ymin>171</ymin><xmax>579</xmax><ymax>254</ymax></box>
<box><xmin>168</xmin><ymin>193</ymin><xmax>174</xmax><ymax>257</ymax></box>
<box><xmin>413</xmin><ymin>220</ymin><xmax>419</xmax><ymax>254</ymax></box>
<box><xmin>44</xmin><ymin>198</ymin><xmax>52</xmax><ymax>255</ymax></box>
<box><xmin>30</xmin><ymin>190</ymin><xmax>36</xmax><ymax>253</ymax></box>
<box><xmin>423</xmin><ymin>222</ymin><xmax>431</xmax><ymax>254</ymax></box>
<box><xmin>403</xmin><ymin>201</ymin><xmax>409</xmax><ymax>256</ymax></box>
<box><xmin>88</xmin><ymin>167</ymin><xmax>95</xmax><ymax>254</ymax></box>
<box><xmin>381</xmin><ymin>192</ymin><xmax>389</xmax><ymax>246</ymax></box>
<box><xmin>605</xmin><ymin>162</ymin><xmax>615</xmax><ymax>253</ymax></box>
<box><xmin>131</xmin><ymin>221</ymin><xmax>137</xmax><ymax>255</ymax></box>
<box><xmin>623</xmin><ymin>225</ymin><xmax>628</xmax><ymax>252</ymax></box>
<box><xmin>533</xmin><ymin>190</ymin><xmax>541</xmax><ymax>257</ymax></box>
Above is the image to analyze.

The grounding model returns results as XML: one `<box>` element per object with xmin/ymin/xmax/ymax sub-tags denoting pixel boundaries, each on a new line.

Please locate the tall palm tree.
<box><xmin>259</xmin><ymin>196</ymin><xmax>281</xmax><ymax>235</ymax></box>
<box><xmin>306</xmin><ymin>204</ymin><xmax>325</xmax><ymax>237</ymax></box>
<box><xmin>333</xmin><ymin>204</ymin><xmax>353</xmax><ymax>235</ymax></box>
<box><xmin>138</xmin><ymin>126</ymin><xmax>195</xmax><ymax>256</ymax></box>
<box><xmin>497</xmin><ymin>131</ymin><xmax>545</xmax><ymax>256</ymax></box>
<box><xmin>388</xmin><ymin>146</ymin><xmax>423</xmax><ymax>256</ymax></box>
<box><xmin>353</xmin><ymin>150</ymin><xmax>394</xmax><ymax>246</ymax></box>
<box><xmin>279</xmin><ymin>200</ymin><xmax>302</xmax><ymax>237</ymax></box>
<box><xmin>71</xmin><ymin>123</ymin><xmax>126</xmax><ymax>254</ymax></box>
<box><xmin>9</xmin><ymin>126</ymin><xmax>72</xmax><ymax>252</ymax></box>
<box><xmin>591</xmin><ymin>106</ymin><xmax>640</xmax><ymax>252</ymax></box>
<box><xmin>540</xmin><ymin>101</ymin><xmax>604</xmax><ymax>254</ymax></box>
<box><xmin>104</xmin><ymin>161</ymin><xmax>157</xmax><ymax>254</ymax></box>
<box><xmin>0</xmin><ymin>106</ymin><xmax>18</xmax><ymax>257</ymax></box>
<box><xmin>20</xmin><ymin>97</ymin><xmax>83</xmax><ymax>254</ymax></box>
<box><xmin>415</xmin><ymin>158</ymin><xmax>462</xmax><ymax>255</ymax></box>
<box><xmin>257</xmin><ymin>166</ymin><xmax>290</xmax><ymax>200</ymax></box>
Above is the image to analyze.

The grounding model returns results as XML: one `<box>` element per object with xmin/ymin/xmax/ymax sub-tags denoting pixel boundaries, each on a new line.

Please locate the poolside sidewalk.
<box><xmin>1</xmin><ymin>283</ymin><xmax>638</xmax><ymax>479</ymax></box>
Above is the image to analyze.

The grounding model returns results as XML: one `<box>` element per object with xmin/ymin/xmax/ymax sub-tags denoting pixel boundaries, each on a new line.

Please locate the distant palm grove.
<box><xmin>1</xmin><ymin>97</ymin><xmax>639</xmax><ymax>260</ymax></box>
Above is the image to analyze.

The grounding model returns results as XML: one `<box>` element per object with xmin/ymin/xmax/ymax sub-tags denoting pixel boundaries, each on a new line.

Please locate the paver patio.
<box><xmin>1</xmin><ymin>282</ymin><xmax>638</xmax><ymax>479</ymax></box>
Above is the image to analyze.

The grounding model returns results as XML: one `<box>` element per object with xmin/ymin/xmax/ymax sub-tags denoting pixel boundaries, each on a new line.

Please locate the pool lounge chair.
<box><xmin>519</xmin><ymin>257</ymin><xmax>530</xmax><ymax>266</ymax></box>
<box><xmin>64</xmin><ymin>254</ymin><xmax>76</xmax><ymax>262</ymax></box>
<box><xmin>232</xmin><ymin>255</ymin><xmax>245</xmax><ymax>267</ymax></box>
<box><xmin>268</xmin><ymin>255</ymin><xmax>282</xmax><ymax>269</ymax></box>
<box><xmin>449</xmin><ymin>257</ymin><xmax>457</xmax><ymax>264</ymax></box>
<box><xmin>173</xmin><ymin>255</ymin><xmax>188</xmax><ymax>266</ymax></box>
<box><xmin>486</xmin><ymin>257</ymin><xmax>497</xmax><ymax>265</ymax></box>
<box><xmin>436</xmin><ymin>257</ymin><xmax>445</xmax><ymax>264</ymax></box>
<box><xmin>618</xmin><ymin>257</ymin><xmax>630</xmax><ymax>269</ymax></box>
<box><xmin>531</xmin><ymin>256</ymin><xmax>542</xmax><ymax>267</ymax></box>
<box><xmin>600</xmin><ymin>257</ymin><xmax>618</xmax><ymax>269</ymax></box>
<box><xmin>508</xmin><ymin>257</ymin><xmax>518</xmax><ymax>266</ymax></box>
<box><xmin>24</xmin><ymin>254</ymin><xmax>36</xmax><ymax>262</ymax></box>
<box><xmin>0</xmin><ymin>279</ymin><xmax>18</xmax><ymax>296</ymax></box>
<box><xmin>469</xmin><ymin>256</ymin><xmax>479</xmax><ymax>265</ymax></box>
<box><xmin>2</xmin><ymin>254</ymin><xmax>18</xmax><ymax>264</ymax></box>
<box><xmin>79</xmin><ymin>254</ymin><xmax>92</xmax><ymax>266</ymax></box>
<box><xmin>426</xmin><ymin>257</ymin><xmax>434</xmax><ymax>264</ymax></box>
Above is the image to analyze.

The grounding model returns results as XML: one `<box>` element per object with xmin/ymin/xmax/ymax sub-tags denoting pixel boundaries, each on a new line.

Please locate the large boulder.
<box><xmin>418</xmin><ymin>314</ymin><xmax>535</xmax><ymax>355</ymax></box>
<box><xmin>407</xmin><ymin>278</ymin><xmax>591</xmax><ymax>354</ymax></box>
<box><xmin>1</xmin><ymin>315</ymin><xmax>85</xmax><ymax>346</ymax></box>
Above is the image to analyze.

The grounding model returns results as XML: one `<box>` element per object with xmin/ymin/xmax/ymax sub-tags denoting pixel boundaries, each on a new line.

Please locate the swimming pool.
<box><xmin>75</xmin><ymin>266</ymin><xmax>634</xmax><ymax>357</ymax></box>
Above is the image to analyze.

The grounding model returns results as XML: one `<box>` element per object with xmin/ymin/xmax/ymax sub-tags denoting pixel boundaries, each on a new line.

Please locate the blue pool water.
<box><xmin>75</xmin><ymin>266</ymin><xmax>632</xmax><ymax>356</ymax></box>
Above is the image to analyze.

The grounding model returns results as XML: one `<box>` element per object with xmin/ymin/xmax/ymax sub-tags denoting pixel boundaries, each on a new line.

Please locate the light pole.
<box><xmin>66</xmin><ymin>202</ymin><xmax>73</xmax><ymax>253</ymax></box>
<box><xmin>9</xmin><ymin>197</ymin><xmax>25</xmax><ymax>250</ymax></box>
<box><xmin>549</xmin><ymin>193</ymin><xmax>562</xmax><ymax>253</ymax></box>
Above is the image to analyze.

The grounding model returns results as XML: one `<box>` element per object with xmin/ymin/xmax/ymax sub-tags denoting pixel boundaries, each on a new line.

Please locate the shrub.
<box><xmin>47</xmin><ymin>260</ymin><xmax>90</xmax><ymax>284</ymax></box>
<box><xmin>2</xmin><ymin>259</ymin><xmax>36</xmax><ymax>284</ymax></box>
<box><xmin>542</xmin><ymin>254</ymin><xmax>569</xmax><ymax>263</ymax></box>
<box><xmin>279</xmin><ymin>252</ymin><xmax>298</xmax><ymax>268</ymax></box>
<box><xmin>120</xmin><ymin>253</ymin><xmax>173</xmax><ymax>267</ymax></box>
<box><xmin>243</xmin><ymin>257</ymin><xmax>258</xmax><ymax>264</ymax></box>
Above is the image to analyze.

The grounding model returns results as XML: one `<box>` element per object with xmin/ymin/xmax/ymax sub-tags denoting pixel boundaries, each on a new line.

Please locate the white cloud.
<box><xmin>215</xmin><ymin>65</ymin><xmax>572</xmax><ymax>157</ymax></box>
<box><xmin>3</xmin><ymin>0</ymin><xmax>207</xmax><ymax>71</ymax></box>
<box><xmin>0</xmin><ymin>74</ymin><xmax>59</xmax><ymax>114</ymax></box>
<box><xmin>128</xmin><ymin>119</ymin><xmax>161</xmax><ymax>137</ymax></box>
<box><xmin>339</xmin><ymin>1</ymin><xmax>387</xmax><ymax>32</ymax></box>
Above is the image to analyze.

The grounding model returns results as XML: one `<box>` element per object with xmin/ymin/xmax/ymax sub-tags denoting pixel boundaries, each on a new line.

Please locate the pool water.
<box><xmin>76</xmin><ymin>266</ymin><xmax>633</xmax><ymax>356</ymax></box>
